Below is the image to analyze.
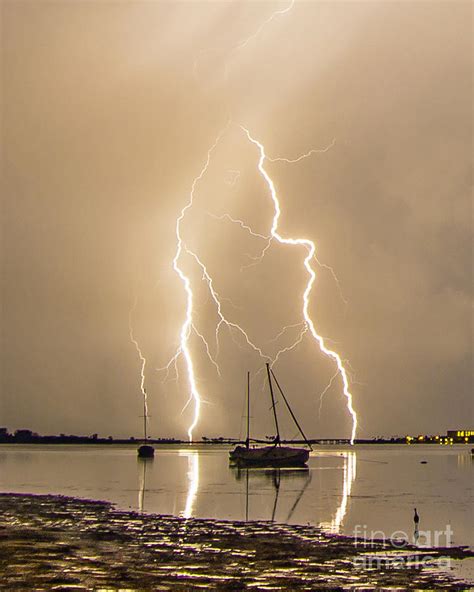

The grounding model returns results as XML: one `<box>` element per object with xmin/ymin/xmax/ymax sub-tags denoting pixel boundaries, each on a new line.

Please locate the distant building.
<box><xmin>447</xmin><ymin>430</ymin><xmax>474</xmax><ymax>443</ymax></box>
<box><xmin>405</xmin><ymin>430</ymin><xmax>474</xmax><ymax>445</ymax></box>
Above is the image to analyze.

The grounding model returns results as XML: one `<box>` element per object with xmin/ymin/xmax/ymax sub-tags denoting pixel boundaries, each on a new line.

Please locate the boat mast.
<box><xmin>143</xmin><ymin>389</ymin><xmax>147</xmax><ymax>442</ymax></box>
<box><xmin>271</xmin><ymin>470</ymin><xmax>281</xmax><ymax>522</ymax></box>
<box><xmin>270</xmin><ymin>369</ymin><xmax>313</xmax><ymax>451</ymax></box>
<box><xmin>246</xmin><ymin>371</ymin><xmax>250</xmax><ymax>449</ymax></box>
<box><xmin>266</xmin><ymin>363</ymin><xmax>281</xmax><ymax>445</ymax></box>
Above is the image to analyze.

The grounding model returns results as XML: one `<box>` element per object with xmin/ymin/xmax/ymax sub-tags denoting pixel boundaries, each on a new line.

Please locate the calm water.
<box><xmin>0</xmin><ymin>444</ymin><xmax>472</xmax><ymax>549</ymax></box>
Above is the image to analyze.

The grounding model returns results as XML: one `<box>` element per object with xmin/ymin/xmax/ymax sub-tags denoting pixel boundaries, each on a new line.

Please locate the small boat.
<box><xmin>137</xmin><ymin>444</ymin><xmax>154</xmax><ymax>458</ymax></box>
<box><xmin>229</xmin><ymin>364</ymin><xmax>311</xmax><ymax>468</ymax></box>
<box><xmin>137</xmin><ymin>392</ymin><xmax>154</xmax><ymax>458</ymax></box>
<box><xmin>230</xmin><ymin>444</ymin><xmax>309</xmax><ymax>467</ymax></box>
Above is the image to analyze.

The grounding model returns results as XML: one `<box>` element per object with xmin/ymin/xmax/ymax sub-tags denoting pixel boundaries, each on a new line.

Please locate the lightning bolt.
<box><xmin>207</xmin><ymin>211</ymin><xmax>272</xmax><ymax>271</ymax></box>
<box><xmin>242</xmin><ymin>126</ymin><xmax>358</xmax><ymax>444</ymax></box>
<box><xmin>267</xmin><ymin>137</ymin><xmax>336</xmax><ymax>163</ymax></box>
<box><xmin>174</xmin><ymin>1</ymin><xmax>359</xmax><ymax>443</ymax></box>
<box><xmin>185</xmin><ymin>246</ymin><xmax>270</xmax><ymax>362</ymax></box>
<box><xmin>209</xmin><ymin>202</ymin><xmax>346</xmax><ymax>296</ymax></box>
<box><xmin>208</xmin><ymin>212</ymin><xmax>269</xmax><ymax>242</ymax></box>
<box><xmin>170</xmin><ymin>127</ymin><xmax>274</xmax><ymax>441</ymax></box>
<box><xmin>314</xmin><ymin>254</ymin><xmax>348</xmax><ymax>307</ymax></box>
<box><xmin>171</xmin><ymin>129</ymin><xmax>228</xmax><ymax>441</ymax></box>
<box><xmin>129</xmin><ymin>298</ymin><xmax>149</xmax><ymax>433</ymax></box>
<box><xmin>233</xmin><ymin>0</ymin><xmax>296</xmax><ymax>52</ymax></box>
<box><xmin>267</xmin><ymin>321</ymin><xmax>307</xmax><ymax>345</ymax></box>
<box><xmin>318</xmin><ymin>368</ymin><xmax>340</xmax><ymax>420</ymax></box>
<box><xmin>193</xmin><ymin>0</ymin><xmax>296</xmax><ymax>81</ymax></box>
<box><xmin>168</xmin><ymin>123</ymin><xmax>356</xmax><ymax>442</ymax></box>
<box><xmin>271</xmin><ymin>324</ymin><xmax>308</xmax><ymax>367</ymax></box>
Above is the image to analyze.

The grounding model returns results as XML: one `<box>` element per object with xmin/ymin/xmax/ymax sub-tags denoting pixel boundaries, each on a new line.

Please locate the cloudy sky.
<box><xmin>1</xmin><ymin>1</ymin><xmax>472</xmax><ymax>440</ymax></box>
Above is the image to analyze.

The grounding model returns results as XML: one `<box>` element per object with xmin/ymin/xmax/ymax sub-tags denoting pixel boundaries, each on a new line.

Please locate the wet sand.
<box><xmin>0</xmin><ymin>493</ymin><xmax>472</xmax><ymax>591</ymax></box>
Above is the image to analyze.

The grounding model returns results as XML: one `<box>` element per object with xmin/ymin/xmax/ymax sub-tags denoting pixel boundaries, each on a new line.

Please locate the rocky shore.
<box><xmin>0</xmin><ymin>493</ymin><xmax>472</xmax><ymax>591</ymax></box>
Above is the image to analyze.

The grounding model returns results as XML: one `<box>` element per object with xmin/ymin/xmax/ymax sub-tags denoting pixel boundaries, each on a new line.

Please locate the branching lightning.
<box><xmin>170</xmin><ymin>128</ymin><xmax>227</xmax><ymax>441</ymax></box>
<box><xmin>129</xmin><ymin>299</ymin><xmax>149</xmax><ymax>431</ymax></box>
<box><xmin>208</xmin><ymin>212</ymin><xmax>269</xmax><ymax>242</ymax></box>
<box><xmin>241</xmin><ymin>126</ymin><xmax>358</xmax><ymax>444</ymax></box>
<box><xmin>167</xmin><ymin>128</ymin><xmax>273</xmax><ymax>441</ymax></box>
<box><xmin>162</xmin><ymin>123</ymin><xmax>357</xmax><ymax>444</ymax></box>
<box><xmin>185</xmin><ymin>247</ymin><xmax>270</xmax><ymax>363</ymax></box>
<box><xmin>209</xmin><ymin>202</ymin><xmax>345</xmax><ymax>291</ymax></box>
<box><xmin>155</xmin><ymin>3</ymin><xmax>359</xmax><ymax>445</ymax></box>
<box><xmin>267</xmin><ymin>322</ymin><xmax>307</xmax><ymax>345</ymax></box>
<box><xmin>193</xmin><ymin>0</ymin><xmax>296</xmax><ymax>81</ymax></box>
<box><xmin>314</xmin><ymin>254</ymin><xmax>348</xmax><ymax>307</ymax></box>
<box><xmin>232</xmin><ymin>0</ymin><xmax>296</xmax><ymax>52</ymax></box>
<box><xmin>318</xmin><ymin>369</ymin><xmax>340</xmax><ymax>420</ymax></box>
<box><xmin>267</xmin><ymin>137</ymin><xmax>336</xmax><ymax>163</ymax></box>
<box><xmin>207</xmin><ymin>211</ymin><xmax>273</xmax><ymax>270</ymax></box>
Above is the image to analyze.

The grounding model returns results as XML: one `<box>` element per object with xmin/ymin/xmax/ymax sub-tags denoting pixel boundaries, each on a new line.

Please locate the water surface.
<box><xmin>0</xmin><ymin>443</ymin><xmax>472</xmax><ymax>550</ymax></box>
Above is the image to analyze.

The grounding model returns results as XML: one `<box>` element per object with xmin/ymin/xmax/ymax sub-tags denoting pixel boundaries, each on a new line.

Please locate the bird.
<box><xmin>414</xmin><ymin>508</ymin><xmax>420</xmax><ymax>526</ymax></box>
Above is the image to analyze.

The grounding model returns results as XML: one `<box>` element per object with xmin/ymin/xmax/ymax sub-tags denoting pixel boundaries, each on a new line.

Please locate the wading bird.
<box><xmin>414</xmin><ymin>508</ymin><xmax>420</xmax><ymax>526</ymax></box>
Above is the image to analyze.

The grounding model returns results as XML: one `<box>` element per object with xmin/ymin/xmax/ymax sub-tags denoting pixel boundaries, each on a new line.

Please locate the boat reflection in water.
<box><xmin>137</xmin><ymin>457</ymin><xmax>154</xmax><ymax>512</ymax></box>
<box><xmin>232</xmin><ymin>467</ymin><xmax>312</xmax><ymax>523</ymax></box>
<box><xmin>320</xmin><ymin>451</ymin><xmax>357</xmax><ymax>533</ymax></box>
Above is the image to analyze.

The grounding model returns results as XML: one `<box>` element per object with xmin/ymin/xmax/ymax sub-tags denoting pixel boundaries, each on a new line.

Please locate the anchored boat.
<box><xmin>137</xmin><ymin>443</ymin><xmax>154</xmax><ymax>458</ymax></box>
<box><xmin>229</xmin><ymin>364</ymin><xmax>311</xmax><ymax>468</ymax></box>
<box><xmin>137</xmin><ymin>392</ymin><xmax>154</xmax><ymax>458</ymax></box>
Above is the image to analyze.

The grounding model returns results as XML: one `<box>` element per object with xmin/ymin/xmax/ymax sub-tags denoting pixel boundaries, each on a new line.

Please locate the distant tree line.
<box><xmin>0</xmin><ymin>428</ymin><xmax>179</xmax><ymax>445</ymax></box>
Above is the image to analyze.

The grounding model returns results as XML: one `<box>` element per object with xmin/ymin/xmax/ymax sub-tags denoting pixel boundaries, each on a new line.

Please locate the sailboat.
<box><xmin>137</xmin><ymin>390</ymin><xmax>154</xmax><ymax>458</ymax></box>
<box><xmin>229</xmin><ymin>363</ymin><xmax>311</xmax><ymax>468</ymax></box>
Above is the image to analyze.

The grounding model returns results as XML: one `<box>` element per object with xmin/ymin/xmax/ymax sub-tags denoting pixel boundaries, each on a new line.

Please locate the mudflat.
<box><xmin>0</xmin><ymin>493</ymin><xmax>472</xmax><ymax>591</ymax></box>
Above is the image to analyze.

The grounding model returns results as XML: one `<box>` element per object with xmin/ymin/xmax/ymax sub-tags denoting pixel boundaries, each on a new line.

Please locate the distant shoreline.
<box><xmin>1</xmin><ymin>436</ymin><xmax>473</xmax><ymax>446</ymax></box>
<box><xmin>2</xmin><ymin>427</ymin><xmax>472</xmax><ymax>446</ymax></box>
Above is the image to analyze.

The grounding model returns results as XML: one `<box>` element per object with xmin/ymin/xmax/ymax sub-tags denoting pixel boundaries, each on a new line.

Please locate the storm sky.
<box><xmin>1</xmin><ymin>1</ymin><xmax>472</xmax><ymax>440</ymax></box>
